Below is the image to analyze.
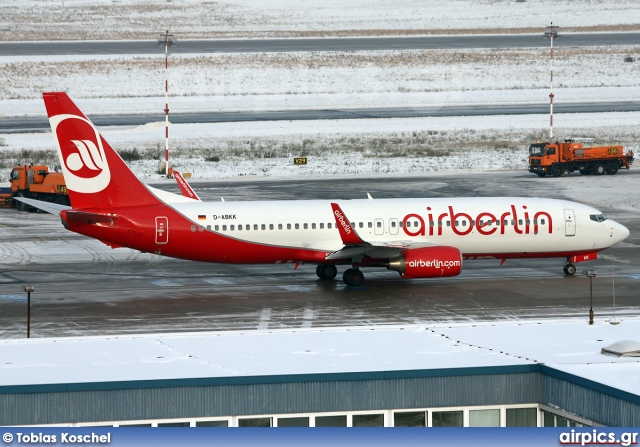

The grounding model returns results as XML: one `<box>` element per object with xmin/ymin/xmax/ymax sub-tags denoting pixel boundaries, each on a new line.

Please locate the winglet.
<box><xmin>330</xmin><ymin>203</ymin><xmax>367</xmax><ymax>245</ymax></box>
<box><xmin>173</xmin><ymin>170</ymin><xmax>201</xmax><ymax>201</ymax></box>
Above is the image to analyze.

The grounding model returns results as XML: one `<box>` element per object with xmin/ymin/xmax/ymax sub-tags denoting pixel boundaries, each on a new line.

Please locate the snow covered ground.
<box><xmin>2</xmin><ymin>0</ymin><xmax>640</xmax><ymax>41</ymax></box>
<box><xmin>2</xmin><ymin>46</ymin><xmax>640</xmax><ymax>180</ymax></box>
<box><xmin>3</xmin><ymin>111</ymin><xmax>639</xmax><ymax>182</ymax></box>
<box><xmin>2</xmin><ymin>2</ymin><xmax>639</xmax><ymax>180</ymax></box>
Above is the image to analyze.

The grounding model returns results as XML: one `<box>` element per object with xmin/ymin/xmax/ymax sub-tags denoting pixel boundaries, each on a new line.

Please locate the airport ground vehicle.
<box><xmin>528</xmin><ymin>139</ymin><xmax>634</xmax><ymax>177</ymax></box>
<box><xmin>9</xmin><ymin>165</ymin><xmax>70</xmax><ymax>210</ymax></box>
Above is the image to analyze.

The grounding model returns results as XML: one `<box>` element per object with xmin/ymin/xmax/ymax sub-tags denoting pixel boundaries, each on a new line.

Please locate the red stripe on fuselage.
<box><xmin>62</xmin><ymin>203</ymin><xmax>332</xmax><ymax>264</ymax></box>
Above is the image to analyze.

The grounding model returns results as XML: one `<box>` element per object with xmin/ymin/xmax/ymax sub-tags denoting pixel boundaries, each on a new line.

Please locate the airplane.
<box><xmin>17</xmin><ymin>92</ymin><xmax>630</xmax><ymax>287</ymax></box>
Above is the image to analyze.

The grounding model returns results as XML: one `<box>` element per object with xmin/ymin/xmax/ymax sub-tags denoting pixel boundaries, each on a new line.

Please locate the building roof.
<box><xmin>0</xmin><ymin>319</ymin><xmax>638</xmax><ymax>396</ymax></box>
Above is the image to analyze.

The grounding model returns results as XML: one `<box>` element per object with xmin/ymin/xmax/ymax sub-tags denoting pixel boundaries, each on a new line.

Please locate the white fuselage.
<box><xmin>169</xmin><ymin>196</ymin><xmax>627</xmax><ymax>258</ymax></box>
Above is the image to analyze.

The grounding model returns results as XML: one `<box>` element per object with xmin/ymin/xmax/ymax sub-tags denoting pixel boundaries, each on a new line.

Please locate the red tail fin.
<box><xmin>43</xmin><ymin>92</ymin><xmax>159</xmax><ymax>211</ymax></box>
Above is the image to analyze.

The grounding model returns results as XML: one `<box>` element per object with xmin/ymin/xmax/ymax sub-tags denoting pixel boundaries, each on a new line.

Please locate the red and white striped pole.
<box><xmin>544</xmin><ymin>23</ymin><xmax>560</xmax><ymax>141</ymax></box>
<box><xmin>158</xmin><ymin>31</ymin><xmax>176</xmax><ymax>177</ymax></box>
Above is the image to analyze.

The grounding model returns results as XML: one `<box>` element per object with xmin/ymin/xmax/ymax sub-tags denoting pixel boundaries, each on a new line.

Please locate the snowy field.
<box><xmin>3</xmin><ymin>111</ymin><xmax>639</xmax><ymax>181</ymax></box>
<box><xmin>1</xmin><ymin>0</ymin><xmax>639</xmax><ymax>181</ymax></box>
<box><xmin>2</xmin><ymin>0</ymin><xmax>640</xmax><ymax>41</ymax></box>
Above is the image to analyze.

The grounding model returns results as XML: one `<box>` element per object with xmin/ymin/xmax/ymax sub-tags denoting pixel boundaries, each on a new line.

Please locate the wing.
<box><xmin>326</xmin><ymin>203</ymin><xmax>439</xmax><ymax>261</ymax></box>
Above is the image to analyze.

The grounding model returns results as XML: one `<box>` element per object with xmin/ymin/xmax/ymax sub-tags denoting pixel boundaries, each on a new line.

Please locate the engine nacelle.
<box><xmin>388</xmin><ymin>246</ymin><xmax>462</xmax><ymax>279</ymax></box>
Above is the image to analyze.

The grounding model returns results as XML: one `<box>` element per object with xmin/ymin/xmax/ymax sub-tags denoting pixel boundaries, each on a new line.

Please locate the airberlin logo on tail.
<box><xmin>49</xmin><ymin>114</ymin><xmax>110</xmax><ymax>194</ymax></box>
<box><xmin>334</xmin><ymin>209</ymin><xmax>352</xmax><ymax>234</ymax></box>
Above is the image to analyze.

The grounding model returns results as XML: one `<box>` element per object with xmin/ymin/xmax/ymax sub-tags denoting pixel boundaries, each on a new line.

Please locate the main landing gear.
<box><xmin>316</xmin><ymin>264</ymin><xmax>365</xmax><ymax>287</ymax></box>
<box><xmin>315</xmin><ymin>264</ymin><xmax>337</xmax><ymax>280</ymax></box>
<box><xmin>342</xmin><ymin>268</ymin><xmax>365</xmax><ymax>287</ymax></box>
<box><xmin>563</xmin><ymin>263</ymin><xmax>577</xmax><ymax>276</ymax></box>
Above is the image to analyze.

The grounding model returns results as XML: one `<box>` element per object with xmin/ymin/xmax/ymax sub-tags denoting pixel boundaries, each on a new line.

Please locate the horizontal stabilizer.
<box><xmin>12</xmin><ymin>197</ymin><xmax>71</xmax><ymax>215</ymax></box>
<box><xmin>63</xmin><ymin>211</ymin><xmax>118</xmax><ymax>226</ymax></box>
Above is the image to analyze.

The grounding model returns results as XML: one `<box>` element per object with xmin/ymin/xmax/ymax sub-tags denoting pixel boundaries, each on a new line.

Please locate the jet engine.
<box><xmin>388</xmin><ymin>246</ymin><xmax>462</xmax><ymax>278</ymax></box>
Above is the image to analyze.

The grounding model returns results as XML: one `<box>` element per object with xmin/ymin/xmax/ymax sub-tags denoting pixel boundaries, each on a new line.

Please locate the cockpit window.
<box><xmin>590</xmin><ymin>214</ymin><xmax>608</xmax><ymax>223</ymax></box>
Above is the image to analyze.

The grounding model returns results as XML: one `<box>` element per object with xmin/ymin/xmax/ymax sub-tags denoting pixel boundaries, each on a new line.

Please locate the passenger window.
<box><xmin>455</xmin><ymin>220</ymin><xmax>459</xmax><ymax>226</ymax></box>
<box><xmin>376</xmin><ymin>221</ymin><xmax>381</xmax><ymax>228</ymax></box>
<box><xmin>446</xmin><ymin>221</ymin><xmax>451</xmax><ymax>227</ymax></box>
<box><xmin>328</xmin><ymin>223</ymin><xmax>332</xmax><ymax>229</ymax></box>
<box><xmin>391</xmin><ymin>221</ymin><xmax>396</xmax><ymax>228</ymax></box>
<box><xmin>304</xmin><ymin>223</ymin><xmax>308</xmax><ymax>229</ymax></box>
<box><xmin>269</xmin><ymin>224</ymin><xmax>274</xmax><ymax>230</ymax></box>
<box><xmin>191</xmin><ymin>225</ymin><xmax>196</xmax><ymax>232</ymax></box>
<box><xmin>237</xmin><ymin>225</ymin><xmax>242</xmax><ymax>231</ymax></box>
<box><xmin>278</xmin><ymin>224</ymin><xmax>283</xmax><ymax>230</ymax></box>
<box><xmin>312</xmin><ymin>223</ymin><xmax>316</xmax><ymax>229</ymax></box>
<box><xmin>462</xmin><ymin>221</ymin><xmax>467</xmax><ymax>227</ymax></box>
<box><xmin>261</xmin><ymin>224</ymin><xmax>266</xmax><ymax>230</ymax></box>
<box><xmin>541</xmin><ymin>219</ymin><xmax>546</xmax><ymax>225</ymax></box>
<box><xmin>253</xmin><ymin>224</ymin><xmax>257</xmax><ymax>230</ymax></box>
<box><xmin>215</xmin><ymin>225</ymin><xmax>219</xmax><ymax>231</ymax></box>
<box><xmin>295</xmin><ymin>223</ymin><xmax>299</xmax><ymax>229</ymax></box>
<box><xmin>518</xmin><ymin>220</ymin><xmax>523</xmax><ymax>225</ymax></box>
<box><xmin>287</xmin><ymin>223</ymin><xmax>291</xmax><ymax>230</ymax></box>
<box><xmin>207</xmin><ymin>225</ymin><xmax>211</xmax><ymax>230</ymax></box>
<box><xmin>222</xmin><ymin>225</ymin><xmax>227</xmax><ymax>231</ymax></box>
<box><xmin>320</xmin><ymin>223</ymin><xmax>324</xmax><ymax>229</ymax></box>
<box><xmin>429</xmin><ymin>221</ymin><xmax>434</xmax><ymax>227</ymax></box>
<box><xmin>368</xmin><ymin>222</ymin><xmax>372</xmax><ymax>228</ymax></box>
<box><xmin>230</xmin><ymin>225</ymin><xmax>234</xmax><ymax>231</ymax></box>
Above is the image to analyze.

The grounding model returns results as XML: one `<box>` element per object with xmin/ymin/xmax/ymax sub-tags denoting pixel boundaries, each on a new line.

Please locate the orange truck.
<box><xmin>8</xmin><ymin>165</ymin><xmax>70</xmax><ymax>211</ymax></box>
<box><xmin>528</xmin><ymin>139</ymin><xmax>634</xmax><ymax>177</ymax></box>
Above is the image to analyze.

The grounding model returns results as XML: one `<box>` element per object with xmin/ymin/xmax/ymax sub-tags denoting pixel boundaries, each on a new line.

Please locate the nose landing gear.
<box><xmin>563</xmin><ymin>263</ymin><xmax>576</xmax><ymax>275</ymax></box>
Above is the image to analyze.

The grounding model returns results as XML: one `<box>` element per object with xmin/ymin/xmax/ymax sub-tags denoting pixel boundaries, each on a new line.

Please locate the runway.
<box><xmin>1</xmin><ymin>171</ymin><xmax>638</xmax><ymax>338</ymax></box>
<box><xmin>2</xmin><ymin>33</ymin><xmax>639</xmax><ymax>56</ymax></box>
<box><xmin>4</xmin><ymin>101</ymin><xmax>640</xmax><ymax>134</ymax></box>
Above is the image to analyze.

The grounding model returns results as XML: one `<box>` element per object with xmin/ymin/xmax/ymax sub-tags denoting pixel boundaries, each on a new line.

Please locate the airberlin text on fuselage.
<box><xmin>403</xmin><ymin>205</ymin><xmax>553</xmax><ymax>237</ymax></box>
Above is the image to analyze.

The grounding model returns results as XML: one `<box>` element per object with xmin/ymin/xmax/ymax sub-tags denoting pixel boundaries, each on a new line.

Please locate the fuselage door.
<box><xmin>155</xmin><ymin>216</ymin><xmax>169</xmax><ymax>244</ymax></box>
<box><xmin>374</xmin><ymin>218</ymin><xmax>384</xmax><ymax>235</ymax></box>
<box><xmin>563</xmin><ymin>209</ymin><xmax>575</xmax><ymax>237</ymax></box>
<box><xmin>389</xmin><ymin>218</ymin><xmax>399</xmax><ymax>235</ymax></box>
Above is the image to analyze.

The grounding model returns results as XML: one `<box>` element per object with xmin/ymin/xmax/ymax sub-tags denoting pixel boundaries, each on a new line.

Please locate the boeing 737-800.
<box><xmin>17</xmin><ymin>93</ymin><xmax>630</xmax><ymax>287</ymax></box>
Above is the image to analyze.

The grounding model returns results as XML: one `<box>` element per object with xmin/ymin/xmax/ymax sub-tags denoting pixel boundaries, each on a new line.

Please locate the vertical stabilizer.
<box><xmin>43</xmin><ymin>92</ymin><xmax>159</xmax><ymax>210</ymax></box>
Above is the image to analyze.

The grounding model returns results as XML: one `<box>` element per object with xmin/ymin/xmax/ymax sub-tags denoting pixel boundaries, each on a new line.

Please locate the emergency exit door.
<box><xmin>155</xmin><ymin>216</ymin><xmax>169</xmax><ymax>244</ymax></box>
<box><xmin>563</xmin><ymin>209</ymin><xmax>575</xmax><ymax>237</ymax></box>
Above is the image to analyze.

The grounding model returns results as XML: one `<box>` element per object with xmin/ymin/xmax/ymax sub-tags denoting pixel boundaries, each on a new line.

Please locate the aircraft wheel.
<box><xmin>563</xmin><ymin>264</ymin><xmax>576</xmax><ymax>276</ymax></box>
<box><xmin>316</xmin><ymin>264</ymin><xmax>337</xmax><ymax>280</ymax></box>
<box><xmin>343</xmin><ymin>268</ymin><xmax>365</xmax><ymax>287</ymax></box>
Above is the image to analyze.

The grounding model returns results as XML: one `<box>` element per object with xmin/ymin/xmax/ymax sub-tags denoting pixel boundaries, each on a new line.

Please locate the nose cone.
<box><xmin>614</xmin><ymin>221</ymin><xmax>630</xmax><ymax>244</ymax></box>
